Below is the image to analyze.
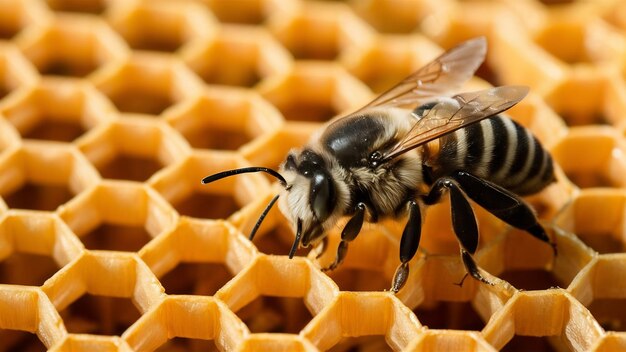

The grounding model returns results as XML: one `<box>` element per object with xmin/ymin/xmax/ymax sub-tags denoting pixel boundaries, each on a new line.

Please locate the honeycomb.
<box><xmin>0</xmin><ymin>0</ymin><xmax>626</xmax><ymax>351</ymax></box>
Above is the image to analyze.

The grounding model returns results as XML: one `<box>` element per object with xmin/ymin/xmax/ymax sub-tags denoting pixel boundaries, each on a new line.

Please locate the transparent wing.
<box><xmin>360</xmin><ymin>37</ymin><xmax>487</xmax><ymax>111</ymax></box>
<box><xmin>381</xmin><ymin>86</ymin><xmax>529</xmax><ymax>162</ymax></box>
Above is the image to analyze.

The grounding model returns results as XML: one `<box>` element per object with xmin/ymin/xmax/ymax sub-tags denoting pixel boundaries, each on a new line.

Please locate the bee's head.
<box><xmin>201</xmin><ymin>148</ymin><xmax>345</xmax><ymax>259</ymax></box>
<box><xmin>279</xmin><ymin>149</ymin><xmax>340</xmax><ymax>251</ymax></box>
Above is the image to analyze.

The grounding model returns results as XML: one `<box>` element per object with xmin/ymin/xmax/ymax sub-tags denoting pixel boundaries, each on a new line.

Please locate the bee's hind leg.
<box><xmin>423</xmin><ymin>177</ymin><xmax>494</xmax><ymax>286</ymax></box>
<box><xmin>321</xmin><ymin>202</ymin><xmax>366</xmax><ymax>272</ymax></box>
<box><xmin>451</xmin><ymin>171</ymin><xmax>557</xmax><ymax>255</ymax></box>
<box><xmin>391</xmin><ymin>200</ymin><xmax>421</xmax><ymax>293</ymax></box>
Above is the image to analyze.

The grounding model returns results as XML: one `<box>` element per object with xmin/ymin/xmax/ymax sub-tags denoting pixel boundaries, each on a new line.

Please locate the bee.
<box><xmin>202</xmin><ymin>37</ymin><xmax>556</xmax><ymax>293</ymax></box>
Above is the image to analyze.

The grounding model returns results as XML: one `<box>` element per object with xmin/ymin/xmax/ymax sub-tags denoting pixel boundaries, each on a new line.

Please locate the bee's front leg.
<box><xmin>321</xmin><ymin>202</ymin><xmax>366</xmax><ymax>272</ymax></box>
<box><xmin>391</xmin><ymin>200</ymin><xmax>421</xmax><ymax>293</ymax></box>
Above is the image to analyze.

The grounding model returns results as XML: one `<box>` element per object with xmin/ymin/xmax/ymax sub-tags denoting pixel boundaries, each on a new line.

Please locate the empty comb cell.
<box><xmin>482</xmin><ymin>290</ymin><xmax>604</xmax><ymax>351</ymax></box>
<box><xmin>569</xmin><ymin>255</ymin><xmax>626</xmax><ymax>333</ymax></box>
<box><xmin>268</xmin><ymin>1</ymin><xmax>374</xmax><ymax>61</ymax></box>
<box><xmin>477</xmin><ymin>227</ymin><xmax>594</xmax><ymax>292</ymax></box>
<box><xmin>554</xmin><ymin>188</ymin><xmax>626</xmax><ymax>254</ymax></box>
<box><xmin>0</xmin><ymin>143</ymin><xmax>100</xmax><ymax>211</ymax></box>
<box><xmin>45</xmin><ymin>0</ymin><xmax>110</xmax><ymax>14</ymax></box>
<box><xmin>150</xmin><ymin>152</ymin><xmax>267</xmax><ymax>220</ymax></box>
<box><xmin>183</xmin><ymin>25</ymin><xmax>292</xmax><ymax>87</ymax></box>
<box><xmin>124</xmin><ymin>295</ymin><xmax>245</xmax><ymax>352</ymax></box>
<box><xmin>91</xmin><ymin>54</ymin><xmax>204</xmax><ymax>115</ymax></box>
<box><xmin>0</xmin><ymin>211</ymin><xmax>83</xmax><ymax>286</ymax></box>
<box><xmin>533</xmin><ymin>12</ymin><xmax>625</xmax><ymax>66</ymax></box>
<box><xmin>343</xmin><ymin>34</ymin><xmax>441</xmax><ymax>93</ymax></box>
<box><xmin>0</xmin><ymin>79</ymin><xmax>115</xmax><ymax>142</ymax></box>
<box><xmin>78</xmin><ymin>119</ymin><xmax>190</xmax><ymax>182</ymax></box>
<box><xmin>543</xmin><ymin>70</ymin><xmax>626</xmax><ymax>126</ymax></box>
<box><xmin>550</xmin><ymin>126</ymin><xmax>626</xmax><ymax>188</ymax></box>
<box><xmin>258</xmin><ymin>62</ymin><xmax>370</xmax><ymax>123</ymax></box>
<box><xmin>140</xmin><ymin>218</ymin><xmax>257</xmax><ymax>296</ymax></box>
<box><xmin>58</xmin><ymin>181</ymin><xmax>177</xmax><ymax>252</ymax></box>
<box><xmin>165</xmin><ymin>87</ymin><xmax>283</xmax><ymax>151</ymax></box>
<box><xmin>42</xmin><ymin>251</ymin><xmax>165</xmax><ymax>336</ymax></box>
<box><xmin>107</xmin><ymin>0</ymin><xmax>215</xmax><ymax>54</ymax></box>
<box><xmin>18</xmin><ymin>14</ymin><xmax>128</xmax><ymax>77</ymax></box>
<box><xmin>302</xmin><ymin>292</ymin><xmax>422</xmax><ymax>351</ymax></box>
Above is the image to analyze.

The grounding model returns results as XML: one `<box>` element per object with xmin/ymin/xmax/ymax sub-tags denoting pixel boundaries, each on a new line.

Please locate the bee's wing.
<box><xmin>381</xmin><ymin>86</ymin><xmax>529</xmax><ymax>162</ymax></box>
<box><xmin>361</xmin><ymin>37</ymin><xmax>487</xmax><ymax>110</ymax></box>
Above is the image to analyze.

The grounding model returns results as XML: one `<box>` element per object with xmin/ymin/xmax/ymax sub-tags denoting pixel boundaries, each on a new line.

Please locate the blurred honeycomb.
<box><xmin>1</xmin><ymin>0</ymin><xmax>626</xmax><ymax>351</ymax></box>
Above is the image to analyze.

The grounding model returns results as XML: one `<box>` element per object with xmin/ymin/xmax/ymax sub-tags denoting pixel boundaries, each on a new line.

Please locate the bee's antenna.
<box><xmin>289</xmin><ymin>218</ymin><xmax>302</xmax><ymax>259</ymax></box>
<box><xmin>248</xmin><ymin>193</ymin><xmax>280</xmax><ymax>241</ymax></box>
<box><xmin>201</xmin><ymin>167</ymin><xmax>287</xmax><ymax>187</ymax></box>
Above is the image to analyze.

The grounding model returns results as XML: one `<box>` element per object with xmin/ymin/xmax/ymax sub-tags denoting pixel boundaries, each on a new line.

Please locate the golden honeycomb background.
<box><xmin>0</xmin><ymin>0</ymin><xmax>625</xmax><ymax>351</ymax></box>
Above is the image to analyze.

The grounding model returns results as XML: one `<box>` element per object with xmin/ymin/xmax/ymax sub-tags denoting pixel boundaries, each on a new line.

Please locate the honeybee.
<box><xmin>202</xmin><ymin>37</ymin><xmax>556</xmax><ymax>293</ymax></box>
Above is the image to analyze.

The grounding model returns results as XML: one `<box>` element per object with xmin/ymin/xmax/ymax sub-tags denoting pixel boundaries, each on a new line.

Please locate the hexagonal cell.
<box><xmin>490</xmin><ymin>22</ymin><xmax>567</xmax><ymax>94</ymax></box>
<box><xmin>0</xmin><ymin>43</ymin><xmax>39</xmax><ymax>100</ymax></box>
<box><xmin>569</xmin><ymin>255</ymin><xmax>626</xmax><ymax>332</ymax></box>
<box><xmin>0</xmin><ymin>286</ymin><xmax>66</xmax><ymax>351</ymax></box>
<box><xmin>258</xmin><ymin>62</ymin><xmax>370</xmax><ymax>123</ymax></box>
<box><xmin>349</xmin><ymin>0</ymin><xmax>442</xmax><ymax>34</ymax></box>
<box><xmin>91</xmin><ymin>54</ymin><xmax>204</xmax><ymax>115</ymax></box>
<box><xmin>302</xmin><ymin>292</ymin><xmax>422</xmax><ymax>351</ymax></box>
<box><xmin>0</xmin><ymin>0</ymin><xmax>50</xmax><ymax>40</ymax></box>
<box><xmin>543</xmin><ymin>71</ymin><xmax>626</xmax><ymax>127</ymax></box>
<box><xmin>533</xmin><ymin>14</ymin><xmax>625</xmax><ymax>65</ymax></box>
<box><xmin>478</xmin><ymin>227</ymin><xmax>594</xmax><ymax>291</ymax></box>
<box><xmin>343</xmin><ymin>34</ymin><xmax>441</xmax><ymax>93</ymax></box>
<box><xmin>165</xmin><ymin>88</ymin><xmax>283</xmax><ymax>152</ymax></box>
<box><xmin>482</xmin><ymin>290</ymin><xmax>604</xmax><ymax>351</ymax></box>
<box><xmin>216</xmin><ymin>255</ymin><xmax>338</xmax><ymax>335</ymax></box>
<box><xmin>140</xmin><ymin>218</ymin><xmax>257</xmax><ymax>297</ymax></box>
<box><xmin>404</xmin><ymin>251</ymin><xmax>516</xmax><ymax>333</ymax></box>
<box><xmin>107</xmin><ymin>1</ymin><xmax>214</xmax><ymax>54</ymax></box>
<box><xmin>550</xmin><ymin>126</ymin><xmax>626</xmax><ymax>189</ymax></box>
<box><xmin>150</xmin><ymin>152</ymin><xmax>267</xmax><ymax>221</ymax></box>
<box><xmin>78</xmin><ymin>119</ymin><xmax>190</xmax><ymax>182</ymax></box>
<box><xmin>554</xmin><ymin>189</ymin><xmax>626</xmax><ymax>254</ymax></box>
<box><xmin>405</xmin><ymin>330</ymin><xmax>496</xmax><ymax>352</ymax></box>
<box><xmin>0</xmin><ymin>143</ymin><xmax>100</xmax><ymax>211</ymax></box>
<box><xmin>154</xmin><ymin>337</ymin><xmax>219</xmax><ymax>352</ymax></box>
<box><xmin>241</xmin><ymin>123</ymin><xmax>318</xmax><ymax>181</ymax></box>
<box><xmin>268</xmin><ymin>1</ymin><xmax>374</xmax><ymax>61</ymax></box>
<box><xmin>18</xmin><ymin>15</ymin><xmax>128</xmax><ymax>77</ymax></box>
<box><xmin>0</xmin><ymin>212</ymin><xmax>83</xmax><ymax>286</ymax></box>
<box><xmin>0</xmin><ymin>79</ymin><xmax>115</xmax><ymax>142</ymax></box>
<box><xmin>183</xmin><ymin>25</ymin><xmax>291</xmax><ymax>88</ymax></box>
<box><xmin>124</xmin><ymin>296</ymin><xmax>244</xmax><ymax>352</ymax></box>
<box><xmin>314</xmin><ymin>224</ymin><xmax>399</xmax><ymax>293</ymax></box>
<box><xmin>58</xmin><ymin>181</ymin><xmax>177</xmax><ymax>252</ymax></box>
<box><xmin>42</xmin><ymin>251</ymin><xmax>164</xmax><ymax>336</ymax></box>
<box><xmin>593</xmin><ymin>333</ymin><xmax>626</xmax><ymax>352</ymax></box>
<box><xmin>201</xmin><ymin>0</ymin><xmax>295</xmax><ymax>25</ymax></box>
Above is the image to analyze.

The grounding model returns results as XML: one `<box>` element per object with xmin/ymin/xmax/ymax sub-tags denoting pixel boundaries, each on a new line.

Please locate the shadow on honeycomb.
<box><xmin>0</xmin><ymin>0</ymin><xmax>625</xmax><ymax>351</ymax></box>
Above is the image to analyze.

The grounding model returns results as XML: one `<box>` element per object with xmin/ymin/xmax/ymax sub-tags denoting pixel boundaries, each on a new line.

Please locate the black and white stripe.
<box><xmin>435</xmin><ymin>115</ymin><xmax>554</xmax><ymax>196</ymax></box>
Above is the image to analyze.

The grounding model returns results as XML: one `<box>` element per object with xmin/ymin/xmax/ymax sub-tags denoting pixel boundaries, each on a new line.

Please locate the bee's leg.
<box><xmin>423</xmin><ymin>178</ymin><xmax>494</xmax><ymax>285</ymax></box>
<box><xmin>391</xmin><ymin>200</ymin><xmax>421</xmax><ymax>293</ymax></box>
<box><xmin>455</xmin><ymin>248</ymin><xmax>494</xmax><ymax>286</ymax></box>
<box><xmin>321</xmin><ymin>202</ymin><xmax>366</xmax><ymax>272</ymax></box>
<box><xmin>451</xmin><ymin>171</ymin><xmax>556</xmax><ymax>255</ymax></box>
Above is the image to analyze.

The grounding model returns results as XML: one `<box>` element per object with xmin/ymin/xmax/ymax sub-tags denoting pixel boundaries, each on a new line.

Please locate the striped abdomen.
<box><xmin>432</xmin><ymin>115</ymin><xmax>555</xmax><ymax>195</ymax></box>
